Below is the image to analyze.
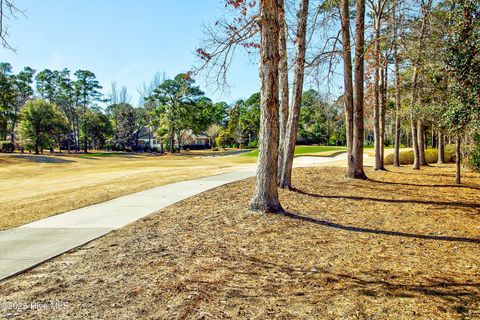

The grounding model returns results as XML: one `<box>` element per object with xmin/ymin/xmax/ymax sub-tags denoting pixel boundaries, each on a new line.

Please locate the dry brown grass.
<box><xmin>0</xmin><ymin>165</ymin><xmax>478</xmax><ymax>319</ymax></box>
<box><xmin>0</xmin><ymin>152</ymin><xmax>255</xmax><ymax>230</ymax></box>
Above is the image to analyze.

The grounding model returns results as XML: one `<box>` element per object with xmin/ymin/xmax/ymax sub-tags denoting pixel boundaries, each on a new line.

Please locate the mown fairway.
<box><xmin>243</xmin><ymin>145</ymin><xmax>347</xmax><ymax>157</ymax></box>
<box><xmin>0</xmin><ymin>151</ymin><xmax>256</xmax><ymax>230</ymax></box>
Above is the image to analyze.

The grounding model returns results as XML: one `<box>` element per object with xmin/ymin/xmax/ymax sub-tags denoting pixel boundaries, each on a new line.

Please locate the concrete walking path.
<box><xmin>0</xmin><ymin>153</ymin><xmax>349</xmax><ymax>281</ymax></box>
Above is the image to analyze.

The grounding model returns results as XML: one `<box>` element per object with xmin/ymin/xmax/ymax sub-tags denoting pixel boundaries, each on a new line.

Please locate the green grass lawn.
<box><xmin>243</xmin><ymin>145</ymin><xmax>347</xmax><ymax>157</ymax></box>
<box><xmin>363</xmin><ymin>145</ymin><xmax>394</xmax><ymax>149</ymax></box>
<box><xmin>78</xmin><ymin>152</ymin><xmax>133</xmax><ymax>158</ymax></box>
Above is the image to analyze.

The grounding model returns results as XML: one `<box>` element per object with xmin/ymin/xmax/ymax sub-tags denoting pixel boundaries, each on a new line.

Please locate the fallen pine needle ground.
<box><xmin>0</xmin><ymin>165</ymin><xmax>479</xmax><ymax>319</ymax></box>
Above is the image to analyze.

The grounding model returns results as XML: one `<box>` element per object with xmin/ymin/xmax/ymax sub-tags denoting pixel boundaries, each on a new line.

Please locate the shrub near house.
<box><xmin>0</xmin><ymin>141</ymin><xmax>15</xmax><ymax>153</ymax></box>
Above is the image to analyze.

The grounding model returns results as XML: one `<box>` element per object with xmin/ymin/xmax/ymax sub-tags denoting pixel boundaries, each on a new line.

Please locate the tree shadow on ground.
<box><xmin>368</xmin><ymin>178</ymin><xmax>480</xmax><ymax>190</ymax></box>
<box><xmin>205</xmin><ymin>253</ymin><xmax>480</xmax><ymax>314</ymax></box>
<box><xmin>281</xmin><ymin>209</ymin><xmax>480</xmax><ymax>244</ymax></box>
<box><xmin>12</xmin><ymin>155</ymin><xmax>73</xmax><ymax>164</ymax></box>
<box><xmin>386</xmin><ymin>170</ymin><xmax>464</xmax><ymax>179</ymax></box>
<box><xmin>292</xmin><ymin>188</ymin><xmax>480</xmax><ymax>212</ymax></box>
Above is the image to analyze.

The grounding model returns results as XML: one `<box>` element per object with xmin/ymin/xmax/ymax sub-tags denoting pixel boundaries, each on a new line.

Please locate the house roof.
<box><xmin>136</xmin><ymin>127</ymin><xmax>211</xmax><ymax>141</ymax></box>
<box><xmin>189</xmin><ymin>132</ymin><xmax>210</xmax><ymax>139</ymax></box>
<box><xmin>178</xmin><ymin>129</ymin><xmax>210</xmax><ymax>140</ymax></box>
<box><xmin>136</xmin><ymin>126</ymin><xmax>153</xmax><ymax>140</ymax></box>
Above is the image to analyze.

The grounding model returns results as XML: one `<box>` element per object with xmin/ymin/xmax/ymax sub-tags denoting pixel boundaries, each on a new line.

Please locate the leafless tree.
<box><xmin>137</xmin><ymin>72</ymin><xmax>166</xmax><ymax>106</ymax></box>
<box><xmin>194</xmin><ymin>2</ymin><xmax>259</xmax><ymax>93</ymax></box>
<box><xmin>110</xmin><ymin>81</ymin><xmax>131</xmax><ymax>105</ymax></box>
<box><xmin>206</xmin><ymin>123</ymin><xmax>222</xmax><ymax>147</ymax></box>
<box><xmin>0</xmin><ymin>0</ymin><xmax>24</xmax><ymax>51</ymax></box>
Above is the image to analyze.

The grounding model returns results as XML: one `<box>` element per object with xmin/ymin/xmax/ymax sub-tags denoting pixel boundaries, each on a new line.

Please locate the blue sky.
<box><xmin>2</xmin><ymin>0</ymin><xmax>260</xmax><ymax>105</ymax></box>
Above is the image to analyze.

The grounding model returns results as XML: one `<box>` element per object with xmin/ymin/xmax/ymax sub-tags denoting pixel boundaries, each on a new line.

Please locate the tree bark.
<box><xmin>339</xmin><ymin>0</ymin><xmax>354</xmax><ymax>174</ymax></box>
<box><xmin>438</xmin><ymin>130</ymin><xmax>446</xmax><ymax>164</ymax></box>
<box><xmin>169</xmin><ymin>125</ymin><xmax>175</xmax><ymax>153</ymax></box>
<box><xmin>455</xmin><ymin>135</ymin><xmax>461</xmax><ymax>184</ymax></box>
<box><xmin>418</xmin><ymin>120</ymin><xmax>427</xmax><ymax>165</ymax></box>
<box><xmin>10</xmin><ymin>116</ymin><xmax>17</xmax><ymax>143</ymax></box>
<box><xmin>393</xmin><ymin>0</ymin><xmax>401</xmax><ymax>167</ymax></box>
<box><xmin>1</xmin><ymin>120</ymin><xmax>7</xmax><ymax>141</ymax></box>
<box><xmin>410</xmin><ymin>0</ymin><xmax>431</xmax><ymax>170</ymax></box>
<box><xmin>348</xmin><ymin>0</ymin><xmax>367</xmax><ymax>179</ymax></box>
<box><xmin>431</xmin><ymin>128</ymin><xmax>435</xmax><ymax>148</ymax></box>
<box><xmin>83</xmin><ymin>123</ymin><xmax>88</xmax><ymax>153</ymax></box>
<box><xmin>380</xmin><ymin>59</ymin><xmax>387</xmax><ymax>168</ymax></box>
<box><xmin>278</xmin><ymin>0</ymin><xmax>309</xmax><ymax>189</ymax></box>
<box><xmin>249</xmin><ymin>0</ymin><xmax>283</xmax><ymax>213</ymax></box>
<box><xmin>411</xmin><ymin>65</ymin><xmax>420</xmax><ymax>170</ymax></box>
<box><xmin>35</xmin><ymin>128</ymin><xmax>40</xmax><ymax>154</ymax></box>
<box><xmin>277</xmin><ymin>0</ymin><xmax>289</xmax><ymax>179</ymax></box>
<box><xmin>75</xmin><ymin>115</ymin><xmax>80</xmax><ymax>152</ymax></box>
<box><xmin>373</xmin><ymin>17</ymin><xmax>383</xmax><ymax>171</ymax></box>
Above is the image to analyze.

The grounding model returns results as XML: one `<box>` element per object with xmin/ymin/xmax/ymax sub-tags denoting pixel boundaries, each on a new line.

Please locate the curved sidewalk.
<box><xmin>0</xmin><ymin>153</ymin><xmax>348</xmax><ymax>281</ymax></box>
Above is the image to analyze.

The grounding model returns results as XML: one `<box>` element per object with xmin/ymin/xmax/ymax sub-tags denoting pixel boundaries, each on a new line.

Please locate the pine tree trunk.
<box><xmin>248</xmin><ymin>0</ymin><xmax>283</xmax><ymax>213</ymax></box>
<box><xmin>277</xmin><ymin>0</ymin><xmax>289</xmax><ymax>179</ymax></box>
<box><xmin>348</xmin><ymin>0</ymin><xmax>367</xmax><ymax>179</ymax></box>
<box><xmin>418</xmin><ymin>120</ymin><xmax>427</xmax><ymax>165</ymax></box>
<box><xmin>393</xmin><ymin>0</ymin><xmax>401</xmax><ymax>167</ymax></box>
<box><xmin>278</xmin><ymin>0</ymin><xmax>309</xmax><ymax>189</ymax></box>
<box><xmin>10</xmin><ymin>117</ymin><xmax>16</xmax><ymax>143</ymax></box>
<box><xmin>431</xmin><ymin>128</ymin><xmax>435</xmax><ymax>148</ymax></box>
<box><xmin>380</xmin><ymin>60</ymin><xmax>387</xmax><ymax>168</ymax></box>
<box><xmin>1</xmin><ymin>120</ymin><xmax>7</xmax><ymax>141</ymax></box>
<box><xmin>373</xmin><ymin>19</ymin><xmax>383</xmax><ymax>171</ymax></box>
<box><xmin>339</xmin><ymin>0</ymin><xmax>354</xmax><ymax>173</ymax></box>
<box><xmin>177</xmin><ymin>130</ymin><xmax>182</xmax><ymax>151</ymax></box>
<box><xmin>83</xmin><ymin>113</ymin><xmax>88</xmax><ymax>153</ymax></box>
<box><xmin>410</xmin><ymin>0</ymin><xmax>431</xmax><ymax>170</ymax></box>
<box><xmin>455</xmin><ymin>135</ymin><xmax>461</xmax><ymax>184</ymax></box>
<box><xmin>394</xmin><ymin>109</ymin><xmax>402</xmax><ymax>162</ymax></box>
<box><xmin>438</xmin><ymin>130</ymin><xmax>446</xmax><ymax>164</ymax></box>
<box><xmin>35</xmin><ymin>129</ymin><xmax>40</xmax><ymax>154</ymax></box>
<box><xmin>411</xmin><ymin>65</ymin><xmax>421</xmax><ymax>170</ymax></box>
<box><xmin>411</xmin><ymin>115</ymin><xmax>420</xmax><ymax>170</ymax></box>
<box><xmin>76</xmin><ymin>117</ymin><xmax>80</xmax><ymax>152</ymax></box>
<box><xmin>169</xmin><ymin>125</ymin><xmax>175</xmax><ymax>153</ymax></box>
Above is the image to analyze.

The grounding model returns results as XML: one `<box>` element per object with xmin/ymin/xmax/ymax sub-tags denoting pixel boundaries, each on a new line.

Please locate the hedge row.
<box><xmin>384</xmin><ymin>145</ymin><xmax>456</xmax><ymax>165</ymax></box>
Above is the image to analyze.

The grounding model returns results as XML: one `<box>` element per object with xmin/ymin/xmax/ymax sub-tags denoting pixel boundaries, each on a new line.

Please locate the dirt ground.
<box><xmin>0</xmin><ymin>165</ymin><xmax>479</xmax><ymax>319</ymax></box>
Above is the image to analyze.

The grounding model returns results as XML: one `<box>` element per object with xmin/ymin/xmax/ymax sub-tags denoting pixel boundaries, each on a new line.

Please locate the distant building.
<box><xmin>176</xmin><ymin>130</ymin><xmax>211</xmax><ymax>150</ymax></box>
<box><xmin>135</xmin><ymin>126</ymin><xmax>162</xmax><ymax>150</ymax></box>
<box><xmin>135</xmin><ymin>127</ymin><xmax>211</xmax><ymax>151</ymax></box>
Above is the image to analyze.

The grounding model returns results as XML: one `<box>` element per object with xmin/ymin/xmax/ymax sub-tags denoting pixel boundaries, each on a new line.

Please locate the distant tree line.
<box><xmin>215</xmin><ymin>89</ymin><xmax>347</xmax><ymax>149</ymax></box>
<box><xmin>0</xmin><ymin>62</ymin><xmax>353</xmax><ymax>154</ymax></box>
<box><xmin>0</xmin><ymin>65</ymin><xmax>228</xmax><ymax>154</ymax></box>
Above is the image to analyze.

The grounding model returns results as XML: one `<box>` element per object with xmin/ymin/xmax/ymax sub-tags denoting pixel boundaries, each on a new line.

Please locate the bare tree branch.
<box><xmin>0</xmin><ymin>0</ymin><xmax>25</xmax><ymax>51</ymax></box>
<box><xmin>193</xmin><ymin>2</ymin><xmax>260</xmax><ymax>94</ymax></box>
